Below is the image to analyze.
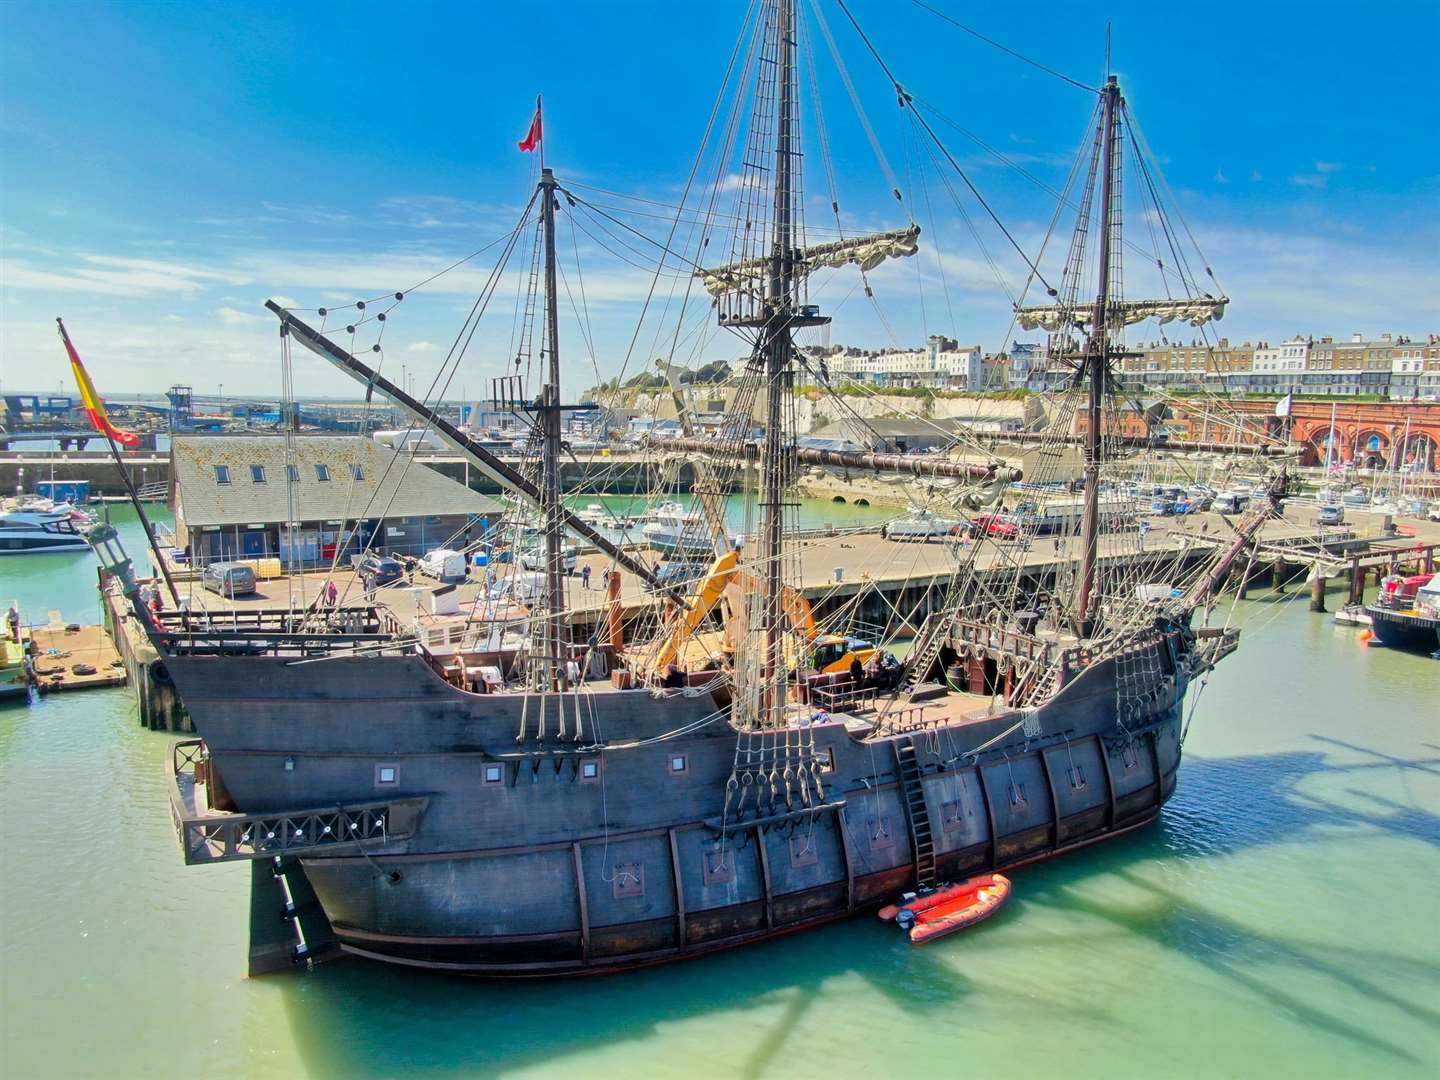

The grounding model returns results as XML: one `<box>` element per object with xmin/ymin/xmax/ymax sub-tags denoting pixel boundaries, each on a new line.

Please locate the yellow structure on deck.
<box><xmin>643</xmin><ymin>550</ymin><xmax>877</xmax><ymax>677</ymax></box>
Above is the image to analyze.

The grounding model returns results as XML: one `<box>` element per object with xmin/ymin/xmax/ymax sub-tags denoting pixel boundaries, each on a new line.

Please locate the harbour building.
<box><xmin>168</xmin><ymin>434</ymin><xmax>501</xmax><ymax>567</ymax></box>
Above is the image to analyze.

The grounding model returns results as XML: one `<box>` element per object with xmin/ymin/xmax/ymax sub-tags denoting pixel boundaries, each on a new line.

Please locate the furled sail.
<box><xmin>696</xmin><ymin>225</ymin><xmax>921</xmax><ymax>298</ymax></box>
<box><xmin>1015</xmin><ymin>296</ymin><xmax>1228</xmax><ymax>333</ymax></box>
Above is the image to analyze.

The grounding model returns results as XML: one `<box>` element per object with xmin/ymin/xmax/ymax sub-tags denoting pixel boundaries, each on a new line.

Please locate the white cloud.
<box><xmin>269</xmin><ymin>295</ymin><xmax>300</xmax><ymax>309</ymax></box>
<box><xmin>1214</xmin><ymin>169</ymin><xmax>1230</xmax><ymax>184</ymax></box>
<box><xmin>259</xmin><ymin>201</ymin><xmax>353</xmax><ymax>226</ymax></box>
<box><xmin>1314</xmin><ymin>161</ymin><xmax>1343</xmax><ymax>173</ymax></box>
<box><xmin>4</xmin><ymin>254</ymin><xmax>247</xmax><ymax>297</ymax></box>
<box><xmin>379</xmin><ymin>195</ymin><xmax>512</xmax><ymax>229</ymax></box>
<box><xmin>408</xmin><ymin>340</ymin><xmax>440</xmax><ymax>352</ymax></box>
<box><xmin>218</xmin><ymin>306</ymin><xmax>264</xmax><ymax>324</ymax></box>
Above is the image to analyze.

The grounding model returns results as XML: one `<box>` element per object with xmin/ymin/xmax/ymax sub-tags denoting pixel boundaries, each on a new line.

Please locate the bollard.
<box><xmin>1309</xmin><ymin>569</ymin><xmax>1327</xmax><ymax>613</ymax></box>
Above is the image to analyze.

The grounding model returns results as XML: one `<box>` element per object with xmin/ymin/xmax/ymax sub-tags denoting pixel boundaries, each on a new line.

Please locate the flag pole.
<box><xmin>537</xmin><ymin>94</ymin><xmax>544</xmax><ymax>172</ymax></box>
<box><xmin>57</xmin><ymin>318</ymin><xmax>181</xmax><ymax>605</ymax></box>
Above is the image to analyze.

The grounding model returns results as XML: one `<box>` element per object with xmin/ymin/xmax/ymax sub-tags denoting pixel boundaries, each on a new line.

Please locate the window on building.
<box><xmin>669</xmin><ymin>755</ymin><xmax>687</xmax><ymax>774</ymax></box>
<box><xmin>484</xmin><ymin>764</ymin><xmax>503</xmax><ymax>784</ymax></box>
<box><xmin>214</xmin><ymin>465</ymin><xmax>231</xmax><ymax>484</ymax></box>
<box><xmin>349</xmin><ymin>463</ymin><xmax>365</xmax><ymax>481</ymax></box>
<box><xmin>315</xmin><ymin>464</ymin><xmax>331</xmax><ymax>482</ymax></box>
<box><xmin>286</xmin><ymin>464</ymin><xmax>299</xmax><ymax>482</ymax></box>
<box><xmin>250</xmin><ymin>465</ymin><xmax>266</xmax><ymax>483</ymax></box>
<box><xmin>375</xmin><ymin>764</ymin><xmax>398</xmax><ymax>785</ymax></box>
<box><xmin>580</xmin><ymin>759</ymin><xmax>599</xmax><ymax>781</ymax></box>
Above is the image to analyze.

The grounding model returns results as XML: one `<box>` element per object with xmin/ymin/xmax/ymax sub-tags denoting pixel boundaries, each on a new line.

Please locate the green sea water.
<box><xmin>2</xmin><ymin>507</ymin><xmax>1437</xmax><ymax>1079</ymax></box>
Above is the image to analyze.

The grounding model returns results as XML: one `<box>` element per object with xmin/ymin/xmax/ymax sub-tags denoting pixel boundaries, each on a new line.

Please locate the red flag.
<box><xmin>57</xmin><ymin>319</ymin><xmax>141</xmax><ymax>449</ymax></box>
<box><xmin>518</xmin><ymin>97</ymin><xmax>542</xmax><ymax>153</ymax></box>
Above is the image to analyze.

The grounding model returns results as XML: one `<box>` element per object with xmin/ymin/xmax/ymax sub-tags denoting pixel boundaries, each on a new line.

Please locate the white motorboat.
<box><xmin>1333</xmin><ymin>604</ymin><xmax>1371</xmax><ymax>627</ymax></box>
<box><xmin>0</xmin><ymin>505</ymin><xmax>93</xmax><ymax>555</ymax></box>
<box><xmin>640</xmin><ymin>502</ymin><xmax>736</xmax><ymax>554</ymax></box>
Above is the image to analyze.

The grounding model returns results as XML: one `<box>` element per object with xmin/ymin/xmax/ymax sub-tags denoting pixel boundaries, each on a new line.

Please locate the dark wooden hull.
<box><xmin>163</xmin><ymin>627</ymin><xmax>1193</xmax><ymax>976</ymax></box>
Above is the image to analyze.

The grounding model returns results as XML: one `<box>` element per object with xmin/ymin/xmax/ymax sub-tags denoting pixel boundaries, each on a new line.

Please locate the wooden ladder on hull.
<box><xmin>893</xmin><ymin>736</ymin><xmax>938</xmax><ymax>889</ymax></box>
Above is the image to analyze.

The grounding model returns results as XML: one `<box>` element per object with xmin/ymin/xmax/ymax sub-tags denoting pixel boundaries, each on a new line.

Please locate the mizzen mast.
<box><xmin>536</xmin><ymin>165</ymin><xmax>570</xmax><ymax>692</ymax></box>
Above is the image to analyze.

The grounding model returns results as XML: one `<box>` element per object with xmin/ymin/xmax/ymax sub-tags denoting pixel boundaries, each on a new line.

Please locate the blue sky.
<box><xmin>2</xmin><ymin>0</ymin><xmax>1436</xmax><ymax>399</ymax></box>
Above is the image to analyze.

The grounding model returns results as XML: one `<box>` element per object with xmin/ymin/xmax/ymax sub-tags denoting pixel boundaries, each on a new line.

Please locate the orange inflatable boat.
<box><xmin>879</xmin><ymin>874</ymin><xmax>1012</xmax><ymax>944</ymax></box>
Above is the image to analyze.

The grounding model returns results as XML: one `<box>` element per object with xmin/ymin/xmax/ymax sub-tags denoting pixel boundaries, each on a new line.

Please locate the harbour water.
<box><xmin>1</xmin><ymin>510</ymin><xmax>1437</xmax><ymax>1078</ymax></box>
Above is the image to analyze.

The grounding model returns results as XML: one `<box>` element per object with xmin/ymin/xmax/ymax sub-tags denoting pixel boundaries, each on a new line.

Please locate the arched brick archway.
<box><xmin>1169</xmin><ymin>400</ymin><xmax>1440</xmax><ymax>471</ymax></box>
<box><xmin>1300</xmin><ymin>425</ymin><xmax>1343</xmax><ymax>467</ymax></box>
<box><xmin>1399</xmin><ymin>432</ymin><xmax>1437</xmax><ymax>472</ymax></box>
<box><xmin>1353</xmin><ymin>428</ymin><xmax>1390</xmax><ymax>469</ymax></box>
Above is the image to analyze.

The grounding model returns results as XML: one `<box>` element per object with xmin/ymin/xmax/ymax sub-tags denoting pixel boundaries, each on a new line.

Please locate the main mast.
<box><xmin>757</xmin><ymin>0</ymin><xmax>800</xmax><ymax>727</ymax></box>
<box><xmin>538</xmin><ymin>166</ymin><xmax>569</xmax><ymax>691</ymax></box>
<box><xmin>1075</xmin><ymin>74</ymin><xmax>1120</xmax><ymax>632</ymax></box>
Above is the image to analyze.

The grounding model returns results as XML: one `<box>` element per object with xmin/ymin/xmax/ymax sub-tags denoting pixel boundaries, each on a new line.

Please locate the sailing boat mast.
<box><xmin>538</xmin><ymin>166</ymin><xmax>569</xmax><ymax>691</ymax></box>
<box><xmin>1075</xmin><ymin>74</ymin><xmax>1121</xmax><ymax>632</ymax></box>
<box><xmin>757</xmin><ymin>0</ymin><xmax>800</xmax><ymax>727</ymax></box>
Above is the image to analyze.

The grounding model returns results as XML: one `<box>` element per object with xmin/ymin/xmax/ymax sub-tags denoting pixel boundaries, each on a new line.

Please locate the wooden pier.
<box><xmin>27</xmin><ymin>622</ymin><xmax>127</xmax><ymax>693</ymax></box>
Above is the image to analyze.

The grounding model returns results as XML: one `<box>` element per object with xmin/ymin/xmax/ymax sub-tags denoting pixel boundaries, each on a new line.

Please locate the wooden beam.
<box><xmin>1096</xmin><ymin>734</ymin><xmax>1118</xmax><ymax>830</ymax></box>
<box><xmin>571</xmin><ymin>842</ymin><xmax>590</xmax><ymax>964</ymax></box>
<box><xmin>755</xmin><ymin>828</ymin><xmax>774</xmax><ymax>929</ymax></box>
<box><xmin>667</xmin><ymin>828</ymin><xmax>687</xmax><ymax>951</ymax></box>
<box><xmin>973</xmin><ymin>766</ymin><xmax>998</xmax><ymax>867</ymax></box>
<box><xmin>1038</xmin><ymin>749</ymin><xmax>1061</xmax><ymax>849</ymax></box>
<box><xmin>835</xmin><ymin>806</ymin><xmax>855</xmax><ymax>911</ymax></box>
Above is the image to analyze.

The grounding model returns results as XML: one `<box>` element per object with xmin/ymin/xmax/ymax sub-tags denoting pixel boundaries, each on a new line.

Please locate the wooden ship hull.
<box><xmin>161</xmin><ymin>616</ymin><xmax>1214</xmax><ymax>975</ymax></box>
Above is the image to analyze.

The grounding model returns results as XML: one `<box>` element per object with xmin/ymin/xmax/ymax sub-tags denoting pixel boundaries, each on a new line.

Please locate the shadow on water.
<box><xmin>1160</xmin><ymin>744</ymin><xmax>1440</xmax><ymax>859</ymax></box>
<box><xmin>1008</xmin><ymin>739</ymin><xmax>1440</xmax><ymax>1065</ymax></box>
<box><xmin>277</xmin><ymin>739</ymin><xmax>1440</xmax><ymax>1077</ymax></box>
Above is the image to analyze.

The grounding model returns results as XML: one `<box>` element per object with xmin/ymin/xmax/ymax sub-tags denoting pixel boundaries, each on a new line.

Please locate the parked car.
<box><xmin>970</xmin><ymin>513</ymin><xmax>1019</xmax><ymax>540</ymax></box>
<box><xmin>357</xmin><ymin>554</ymin><xmax>405</xmax><ymax>592</ymax></box>
<box><xmin>649</xmin><ymin>561</ymin><xmax>711</xmax><ymax>593</ymax></box>
<box><xmin>1149</xmin><ymin>496</ymin><xmax>1175</xmax><ymax>516</ymax></box>
<box><xmin>1186</xmin><ymin>487</ymin><xmax>1215</xmax><ymax>511</ymax></box>
<box><xmin>419</xmin><ymin>548</ymin><xmax>468</xmax><ymax>583</ymax></box>
<box><xmin>1317</xmin><ymin>504</ymin><xmax>1345</xmax><ymax>526</ymax></box>
<box><xmin>1213</xmin><ymin>492</ymin><xmax>1249</xmax><ymax>515</ymax></box>
<box><xmin>202</xmin><ymin>561</ymin><xmax>257</xmax><ymax>598</ymax></box>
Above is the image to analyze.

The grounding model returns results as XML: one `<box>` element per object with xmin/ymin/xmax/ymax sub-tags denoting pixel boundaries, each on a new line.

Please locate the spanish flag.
<box><xmin>57</xmin><ymin>318</ymin><xmax>140</xmax><ymax>449</ymax></box>
<box><xmin>517</xmin><ymin>96</ymin><xmax>542</xmax><ymax>153</ymax></box>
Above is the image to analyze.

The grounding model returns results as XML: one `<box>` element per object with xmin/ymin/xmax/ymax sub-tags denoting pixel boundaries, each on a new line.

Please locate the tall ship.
<box><xmin>94</xmin><ymin>1</ymin><xmax>1289</xmax><ymax>975</ymax></box>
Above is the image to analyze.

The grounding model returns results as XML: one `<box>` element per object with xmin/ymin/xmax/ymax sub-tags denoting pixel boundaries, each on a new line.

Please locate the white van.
<box><xmin>519</xmin><ymin>543</ymin><xmax>578</xmax><ymax>573</ymax></box>
<box><xmin>1213</xmin><ymin>492</ymin><xmax>1249</xmax><ymax>515</ymax></box>
<box><xmin>489</xmin><ymin>572</ymin><xmax>547</xmax><ymax>604</ymax></box>
<box><xmin>419</xmin><ymin>548</ymin><xmax>468</xmax><ymax>583</ymax></box>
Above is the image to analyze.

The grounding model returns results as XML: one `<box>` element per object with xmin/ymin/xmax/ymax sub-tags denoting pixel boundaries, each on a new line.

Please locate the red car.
<box><xmin>970</xmin><ymin>514</ymin><xmax>1019</xmax><ymax>540</ymax></box>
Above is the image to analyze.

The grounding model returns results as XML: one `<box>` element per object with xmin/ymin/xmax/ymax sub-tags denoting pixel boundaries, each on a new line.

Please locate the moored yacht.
<box><xmin>0</xmin><ymin>505</ymin><xmax>93</xmax><ymax>554</ymax></box>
